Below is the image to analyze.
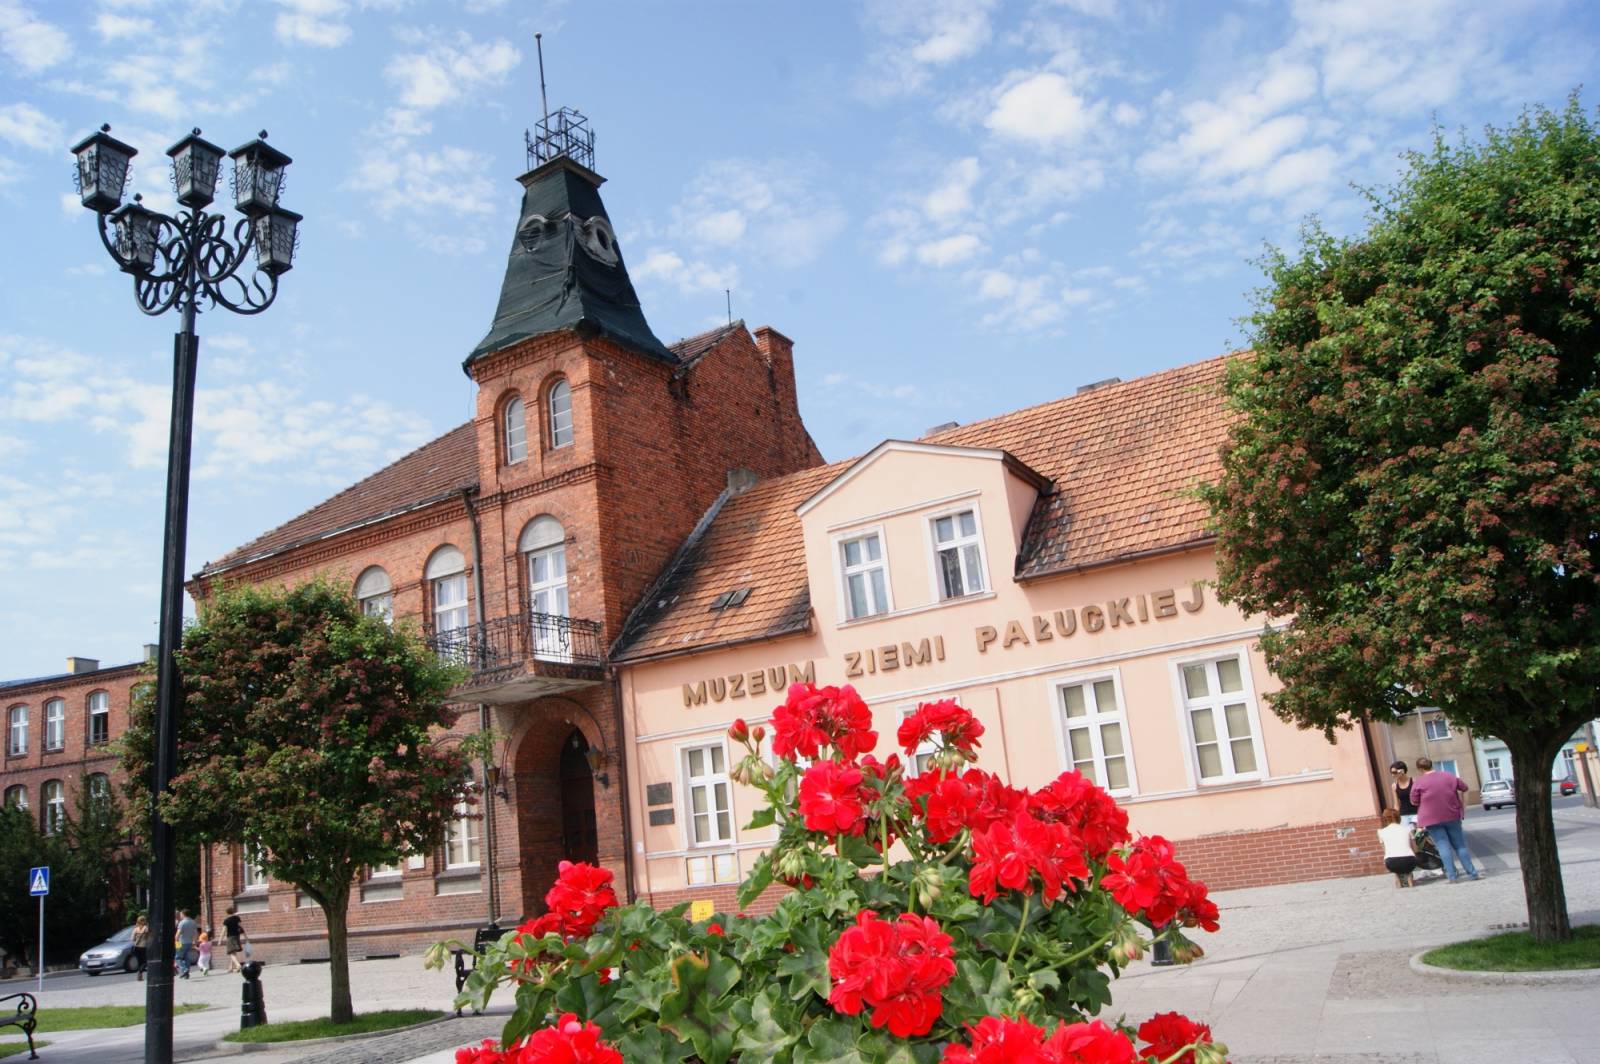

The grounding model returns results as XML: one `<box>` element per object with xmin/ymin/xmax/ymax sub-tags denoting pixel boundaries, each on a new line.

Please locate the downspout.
<box><xmin>611</xmin><ymin>669</ymin><xmax>638</xmax><ymax>903</ymax></box>
<box><xmin>1360</xmin><ymin>720</ymin><xmax>1387</xmax><ymax>815</ymax></box>
<box><xmin>460</xmin><ymin>488</ymin><xmax>497</xmax><ymax>924</ymax></box>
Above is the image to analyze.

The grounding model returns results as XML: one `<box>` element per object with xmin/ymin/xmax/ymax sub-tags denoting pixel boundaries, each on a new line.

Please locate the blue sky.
<box><xmin>0</xmin><ymin>0</ymin><xmax>1594</xmax><ymax>678</ymax></box>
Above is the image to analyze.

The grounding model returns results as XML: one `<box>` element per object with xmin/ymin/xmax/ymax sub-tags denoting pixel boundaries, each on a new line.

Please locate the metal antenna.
<box><xmin>536</xmin><ymin>33</ymin><xmax>549</xmax><ymax>120</ymax></box>
<box><xmin>726</xmin><ymin>289</ymin><xmax>732</xmax><ymax>325</ymax></box>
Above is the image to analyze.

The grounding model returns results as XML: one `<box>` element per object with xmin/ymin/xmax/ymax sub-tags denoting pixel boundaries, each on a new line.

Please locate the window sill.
<box><xmin>836</xmin><ymin>590</ymin><xmax>997</xmax><ymax>630</ymax></box>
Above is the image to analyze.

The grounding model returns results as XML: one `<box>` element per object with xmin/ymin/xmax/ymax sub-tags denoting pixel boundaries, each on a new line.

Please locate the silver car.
<box><xmin>78</xmin><ymin>925</ymin><xmax>138</xmax><ymax>975</ymax></box>
<box><xmin>1480</xmin><ymin>779</ymin><xmax>1515</xmax><ymax>810</ymax></box>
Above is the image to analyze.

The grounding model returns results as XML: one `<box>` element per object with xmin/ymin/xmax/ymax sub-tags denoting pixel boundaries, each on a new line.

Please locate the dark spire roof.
<box><xmin>465</xmin><ymin>155</ymin><xmax>675</xmax><ymax>371</ymax></box>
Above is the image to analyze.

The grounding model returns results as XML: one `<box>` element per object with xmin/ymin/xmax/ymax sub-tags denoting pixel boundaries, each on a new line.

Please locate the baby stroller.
<box><xmin>1411</xmin><ymin>826</ymin><xmax>1444</xmax><ymax>877</ymax></box>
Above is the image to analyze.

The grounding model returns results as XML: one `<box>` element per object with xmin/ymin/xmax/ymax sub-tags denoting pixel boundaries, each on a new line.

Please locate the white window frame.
<box><xmin>1047</xmin><ymin>668</ymin><xmax>1138</xmax><ymax>797</ymax></box>
<box><xmin>7</xmin><ymin>705</ymin><xmax>27</xmax><ymax>756</ymax></box>
<box><xmin>678</xmin><ymin>738</ymin><xmax>735</xmax><ymax>849</ymax></box>
<box><xmin>368</xmin><ymin>860</ymin><xmax>402</xmax><ymax>879</ymax></box>
<box><xmin>1424</xmin><ymin>717</ymin><xmax>1450</xmax><ymax>741</ymax></box>
<box><xmin>1170</xmin><ymin>647</ymin><xmax>1269</xmax><ymax>787</ymax></box>
<box><xmin>504</xmin><ymin>395</ymin><xmax>528</xmax><ymax>464</ymax></box>
<box><xmin>242</xmin><ymin>844</ymin><xmax>269</xmax><ymax>893</ymax></box>
<box><xmin>44</xmin><ymin>699</ymin><xmax>64</xmax><ymax>751</ymax></box>
<box><xmin>356</xmin><ymin>566</ymin><xmax>393</xmax><ymax>624</ymax></box>
<box><xmin>3</xmin><ymin>785</ymin><xmax>25</xmax><ymax>810</ymax></box>
<box><xmin>1486</xmin><ymin>756</ymin><xmax>1502</xmax><ymax>782</ymax></box>
<box><xmin>834</xmin><ymin>525</ymin><xmax>893</xmax><ymax>623</ymax></box>
<box><xmin>1437</xmin><ymin>758</ymin><xmax>1458</xmax><ymax>778</ymax></box>
<box><xmin>548</xmin><ymin>379</ymin><xmax>574</xmax><ymax>449</ymax></box>
<box><xmin>445</xmin><ymin>802</ymin><xmax>481</xmax><ymax>869</ymax></box>
<box><xmin>925</xmin><ymin>504</ymin><xmax>990</xmax><ymax>602</ymax></box>
<box><xmin>86</xmin><ymin>773</ymin><xmax>111</xmax><ymax>807</ymax></box>
<box><xmin>88</xmin><ymin>691</ymin><xmax>110</xmax><ymax>746</ymax></box>
<box><xmin>41</xmin><ymin>780</ymin><xmax>65</xmax><ymax>836</ymax></box>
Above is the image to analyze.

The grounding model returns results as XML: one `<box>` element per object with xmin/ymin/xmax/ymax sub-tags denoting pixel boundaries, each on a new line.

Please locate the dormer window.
<box><xmin>931</xmin><ymin>508</ymin><xmax>987</xmax><ymax>600</ymax></box>
<box><xmin>504</xmin><ymin>396</ymin><xmax>528</xmax><ymax>464</ymax></box>
<box><xmin>548</xmin><ymin>379</ymin><xmax>573</xmax><ymax>449</ymax></box>
<box><xmin>839</xmin><ymin>530</ymin><xmax>890</xmax><ymax>621</ymax></box>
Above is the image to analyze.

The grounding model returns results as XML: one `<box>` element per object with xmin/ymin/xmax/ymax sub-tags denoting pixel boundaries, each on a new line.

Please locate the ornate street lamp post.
<box><xmin>69</xmin><ymin>124</ymin><xmax>300</xmax><ymax>1064</ymax></box>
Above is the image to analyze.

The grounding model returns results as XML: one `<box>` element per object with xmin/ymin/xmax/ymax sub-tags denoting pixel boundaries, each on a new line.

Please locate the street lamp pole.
<box><xmin>70</xmin><ymin>125</ymin><xmax>300</xmax><ymax>1064</ymax></box>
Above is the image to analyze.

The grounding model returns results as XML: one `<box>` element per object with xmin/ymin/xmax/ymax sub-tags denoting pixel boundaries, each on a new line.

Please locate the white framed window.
<box><xmin>44</xmin><ymin>699</ymin><xmax>64</xmax><ymax>751</ymax></box>
<box><xmin>445</xmin><ymin>802</ymin><xmax>481</xmax><ymax>868</ymax></box>
<box><xmin>356</xmin><ymin>566</ymin><xmax>393</xmax><ymax>623</ymax></box>
<box><xmin>1177</xmin><ymin>652</ymin><xmax>1265</xmax><ymax>784</ymax></box>
<box><xmin>368</xmin><ymin>860</ymin><xmax>401</xmax><ymax>879</ymax></box>
<box><xmin>1486</xmin><ymin>756</ymin><xmax>1502</xmax><ymax>782</ymax></box>
<box><xmin>426</xmin><ymin>547</ymin><xmax>469</xmax><ymax>658</ymax></box>
<box><xmin>1424</xmin><ymin>717</ymin><xmax>1450</xmax><ymax>741</ymax></box>
<box><xmin>4</xmin><ymin>785</ymin><xmax>26</xmax><ymax>810</ymax></box>
<box><xmin>548</xmin><ymin>379</ymin><xmax>574</xmax><ymax>448</ymax></box>
<box><xmin>838</xmin><ymin>529</ymin><xmax>891</xmax><ymax>621</ymax></box>
<box><xmin>520</xmin><ymin>517</ymin><xmax>570</xmax><ymax>661</ymax></box>
<box><xmin>242</xmin><ymin>844</ymin><xmax>269</xmax><ymax>892</ymax></box>
<box><xmin>1052</xmin><ymin>673</ymin><xmax>1135</xmax><ymax>795</ymax></box>
<box><xmin>41</xmin><ymin>780</ymin><xmax>65</xmax><ymax>836</ymax></box>
<box><xmin>686</xmin><ymin>853</ymin><xmax>738</xmax><ymax>885</ymax></box>
<box><xmin>7</xmin><ymin>705</ymin><xmax>27</xmax><ymax>756</ymax></box>
<box><xmin>88</xmin><ymin>691</ymin><xmax>109</xmax><ymax>746</ymax></box>
<box><xmin>682</xmin><ymin>741</ymin><xmax>734</xmax><ymax>847</ymax></box>
<box><xmin>1561</xmin><ymin>748</ymin><xmax>1576</xmax><ymax>778</ymax></box>
<box><xmin>929</xmin><ymin>508</ymin><xmax>987</xmax><ymax>600</ymax></box>
<box><xmin>86</xmin><ymin>773</ymin><xmax>111</xmax><ymax>809</ymax></box>
<box><xmin>504</xmin><ymin>395</ymin><xmax>528</xmax><ymax>463</ymax></box>
<box><xmin>1437</xmin><ymin>759</ymin><xmax>1458</xmax><ymax>777</ymax></box>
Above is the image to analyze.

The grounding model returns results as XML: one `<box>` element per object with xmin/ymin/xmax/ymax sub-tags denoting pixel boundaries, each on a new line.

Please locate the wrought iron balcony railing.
<box><xmin>427</xmin><ymin>611</ymin><xmax>605</xmax><ymax>673</ymax></box>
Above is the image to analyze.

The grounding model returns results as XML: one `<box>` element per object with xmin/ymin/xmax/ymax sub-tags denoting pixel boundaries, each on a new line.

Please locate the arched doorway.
<box><xmin>559</xmin><ymin>729</ymin><xmax>598</xmax><ymax>865</ymax></box>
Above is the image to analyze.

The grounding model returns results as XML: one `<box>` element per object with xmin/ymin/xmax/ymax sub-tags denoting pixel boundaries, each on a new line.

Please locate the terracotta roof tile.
<box><xmin>199</xmin><ymin>423</ymin><xmax>480</xmax><ymax>575</ymax></box>
<box><xmin>612</xmin><ymin>356</ymin><xmax>1234</xmax><ymax>662</ymax></box>
<box><xmin>668</xmin><ymin>321</ymin><xmax>745</xmax><ymax>366</ymax></box>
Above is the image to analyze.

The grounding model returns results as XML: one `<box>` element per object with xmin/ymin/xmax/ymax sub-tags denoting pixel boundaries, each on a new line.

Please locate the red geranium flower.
<box><xmin>898</xmin><ymin>699</ymin><xmax>984</xmax><ymax>757</ymax></box>
<box><xmin>518</xmin><ymin>1013</ymin><xmax>624</xmax><ymax>1064</ymax></box>
<box><xmin>908</xmin><ymin>768</ymin><xmax>1026</xmax><ymax>844</ymax></box>
<box><xmin>771</xmin><ymin>683</ymin><xmax>878</xmax><ymax>760</ymax></box>
<box><xmin>543</xmin><ymin>861</ymin><xmax>619</xmax><ymax>937</ymax></box>
<box><xmin>799</xmin><ymin>760</ymin><xmax>870</xmax><ymax>836</ymax></box>
<box><xmin>968</xmin><ymin>808</ymin><xmax>1089</xmax><ymax>906</ymax></box>
<box><xmin>1027</xmin><ymin>771</ymin><xmax>1131</xmax><ymax>860</ymax></box>
<box><xmin>1043</xmin><ymin>1020</ymin><xmax>1138</xmax><ymax>1064</ymax></box>
<box><xmin>828</xmin><ymin>911</ymin><xmax>956</xmax><ymax>1038</ymax></box>
<box><xmin>1136</xmin><ymin>1012</ymin><xmax>1217</xmax><ymax>1064</ymax></box>
<box><xmin>941</xmin><ymin>1015</ymin><xmax>1050</xmax><ymax>1063</ymax></box>
<box><xmin>1101</xmin><ymin>837</ymin><xmax>1215</xmax><ymax>930</ymax></box>
<box><xmin>456</xmin><ymin>1039</ymin><xmax>507</xmax><ymax>1064</ymax></box>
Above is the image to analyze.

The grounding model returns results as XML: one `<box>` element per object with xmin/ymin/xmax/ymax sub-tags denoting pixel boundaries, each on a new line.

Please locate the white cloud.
<box><xmin>670</xmin><ymin>158</ymin><xmax>845</xmax><ymax>268</ymax></box>
<box><xmin>0</xmin><ymin>1</ymin><xmax>69</xmax><ymax>74</ymax></box>
<box><xmin>916</xmin><ymin>233</ymin><xmax>982</xmax><ymax>267</ymax></box>
<box><xmin>985</xmin><ymin>72</ymin><xmax>1099</xmax><ymax>146</ymax></box>
<box><xmin>275</xmin><ymin>0</ymin><xmax>353</xmax><ymax>48</ymax></box>
<box><xmin>922</xmin><ymin>157</ymin><xmax>980</xmax><ymax>223</ymax></box>
<box><xmin>94</xmin><ymin>13</ymin><xmax>153</xmax><ymax>40</ymax></box>
<box><xmin>632</xmin><ymin>249</ymin><xmax>738</xmax><ymax>295</ymax></box>
<box><xmin>0</xmin><ymin>102</ymin><xmax>59</xmax><ymax>151</ymax></box>
<box><xmin>384</xmin><ymin>32</ymin><xmax>519</xmax><ymax>110</ymax></box>
<box><xmin>346</xmin><ymin>144</ymin><xmax>497</xmax><ymax>219</ymax></box>
<box><xmin>859</xmin><ymin>0</ymin><xmax>997</xmax><ymax>98</ymax></box>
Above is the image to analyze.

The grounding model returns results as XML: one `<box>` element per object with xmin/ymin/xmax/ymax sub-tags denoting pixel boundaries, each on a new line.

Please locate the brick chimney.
<box><xmin>66</xmin><ymin>656</ymin><xmax>100</xmax><ymax>674</ymax></box>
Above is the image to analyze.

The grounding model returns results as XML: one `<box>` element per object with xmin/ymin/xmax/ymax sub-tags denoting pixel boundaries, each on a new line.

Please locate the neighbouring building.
<box><xmin>1379</xmin><ymin>708</ymin><xmax>1485</xmax><ymax>805</ymax></box>
<box><xmin>1473</xmin><ymin>729</ymin><xmax>1592</xmax><ymax>789</ymax></box>
<box><xmin>609</xmin><ymin>359</ymin><xmax>1390</xmax><ymax>906</ymax></box>
<box><xmin>187</xmin><ymin>116</ymin><xmax>822</xmax><ymax>959</ymax></box>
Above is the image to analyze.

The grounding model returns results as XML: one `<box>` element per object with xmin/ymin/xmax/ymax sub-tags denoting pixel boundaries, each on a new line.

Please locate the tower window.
<box><xmin>504</xmin><ymin>395</ymin><xmax>527</xmax><ymax>464</ymax></box>
<box><xmin>549</xmin><ymin>379</ymin><xmax>573</xmax><ymax>449</ymax></box>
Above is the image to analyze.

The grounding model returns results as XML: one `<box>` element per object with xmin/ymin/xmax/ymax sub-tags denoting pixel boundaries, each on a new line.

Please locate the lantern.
<box><xmin>253</xmin><ymin>206</ymin><xmax>302</xmax><ymax>275</ymax></box>
<box><xmin>69</xmin><ymin>124</ymin><xmax>137</xmax><ymax>213</ymax></box>
<box><xmin>110</xmin><ymin>196</ymin><xmax>161</xmax><ymax>273</ymax></box>
<box><xmin>166</xmin><ymin>129</ymin><xmax>226</xmax><ymax>209</ymax></box>
<box><xmin>229</xmin><ymin>134</ymin><xmax>292</xmax><ymax>218</ymax></box>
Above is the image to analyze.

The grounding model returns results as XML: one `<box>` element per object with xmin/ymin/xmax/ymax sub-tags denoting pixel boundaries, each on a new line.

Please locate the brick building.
<box><xmin>1</xmin><ymin>652</ymin><xmax>151</xmax><ymax>862</ymax></box>
<box><xmin>186</xmin><ymin>147</ymin><xmax>822</xmax><ymax>959</ymax></box>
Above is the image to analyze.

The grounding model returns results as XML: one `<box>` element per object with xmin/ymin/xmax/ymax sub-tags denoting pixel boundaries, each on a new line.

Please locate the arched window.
<box><xmin>548</xmin><ymin>379</ymin><xmax>573</xmax><ymax>449</ymax></box>
<box><xmin>41</xmin><ymin>780</ymin><xmax>65</xmax><ymax>835</ymax></box>
<box><xmin>242</xmin><ymin>843</ymin><xmax>268</xmax><ymax>892</ymax></box>
<box><xmin>44</xmin><ymin>698</ymin><xmax>64</xmax><ymax>751</ymax></box>
<box><xmin>87</xmin><ymin>773</ymin><xmax>111</xmax><ymax>808</ymax></box>
<box><xmin>355</xmin><ymin>566</ymin><xmax>393</xmax><ymax>623</ymax></box>
<box><xmin>504</xmin><ymin>395</ymin><xmax>528</xmax><ymax>464</ymax></box>
<box><xmin>520</xmin><ymin>517</ymin><xmax>569</xmax><ymax>660</ymax></box>
<box><xmin>3</xmin><ymin>785</ymin><xmax>25</xmax><ymax>810</ymax></box>
<box><xmin>7</xmin><ymin>705</ymin><xmax>27</xmax><ymax>757</ymax></box>
<box><xmin>88</xmin><ymin>691</ymin><xmax>109</xmax><ymax>746</ymax></box>
<box><xmin>445</xmin><ymin>799</ymin><xmax>481</xmax><ymax>868</ymax></box>
<box><xmin>425</xmin><ymin>546</ymin><xmax>470</xmax><ymax>655</ymax></box>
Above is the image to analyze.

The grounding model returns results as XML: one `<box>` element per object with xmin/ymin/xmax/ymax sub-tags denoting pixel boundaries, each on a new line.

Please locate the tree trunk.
<box><xmin>1507</xmin><ymin>735</ymin><xmax>1571</xmax><ymax>943</ymax></box>
<box><xmin>321</xmin><ymin>889</ymin><xmax>354</xmax><ymax>1025</ymax></box>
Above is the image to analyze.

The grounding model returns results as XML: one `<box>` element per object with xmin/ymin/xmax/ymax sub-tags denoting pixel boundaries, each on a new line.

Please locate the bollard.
<box><xmin>1150</xmin><ymin>938</ymin><xmax>1174</xmax><ymax>966</ymax></box>
<box><xmin>239</xmin><ymin>960</ymin><xmax>267</xmax><ymax>1028</ymax></box>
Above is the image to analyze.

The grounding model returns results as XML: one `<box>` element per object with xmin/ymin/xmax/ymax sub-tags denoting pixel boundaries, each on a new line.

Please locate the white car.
<box><xmin>1480</xmin><ymin>779</ymin><xmax>1515</xmax><ymax>810</ymax></box>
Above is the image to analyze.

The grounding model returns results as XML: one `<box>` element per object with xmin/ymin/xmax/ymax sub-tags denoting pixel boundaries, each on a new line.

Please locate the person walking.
<box><xmin>1390</xmin><ymin>760</ymin><xmax>1419</xmax><ymax>826</ymax></box>
<box><xmin>1411</xmin><ymin>756</ymin><xmax>1484</xmax><ymax>883</ymax></box>
<box><xmin>1376</xmin><ymin>809</ymin><xmax>1418</xmax><ymax>887</ymax></box>
<box><xmin>175</xmin><ymin>909</ymin><xmax>199</xmax><ymax>979</ymax></box>
<box><xmin>130</xmin><ymin>915</ymin><xmax>150</xmax><ymax>981</ymax></box>
<box><xmin>196</xmin><ymin>930</ymin><xmax>213</xmax><ymax>975</ymax></box>
<box><xmin>223</xmin><ymin>906</ymin><xmax>247</xmax><ymax>974</ymax></box>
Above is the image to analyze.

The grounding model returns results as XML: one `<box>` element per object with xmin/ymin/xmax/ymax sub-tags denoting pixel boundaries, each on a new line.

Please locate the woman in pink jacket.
<box><xmin>1411</xmin><ymin>756</ymin><xmax>1484</xmax><ymax>883</ymax></box>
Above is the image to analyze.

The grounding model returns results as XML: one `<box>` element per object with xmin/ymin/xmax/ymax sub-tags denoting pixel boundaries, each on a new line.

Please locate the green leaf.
<box><xmin>738</xmin><ymin>852</ymin><xmax>775</xmax><ymax>911</ymax></box>
<box><xmin>794</xmin><ymin>1018</ymin><xmax>866</xmax><ymax>1064</ymax></box>
<box><xmin>731</xmin><ymin>988</ymin><xmax>800</xmax><ymax>1059</ymax></box>
<box><xmin>617</xmin><ymin>1026</ymin><xmax>697</xmax><ymax>1063</ymax></box>
<box><xmin>746</xmin><ymin>806</ymin><xmax>777</xmax><ymax>830</ymax></box>
<box><xmin>657</xmin><ymin>952</ymin><xmax>741</xmax><ymax>1064</ymax></box>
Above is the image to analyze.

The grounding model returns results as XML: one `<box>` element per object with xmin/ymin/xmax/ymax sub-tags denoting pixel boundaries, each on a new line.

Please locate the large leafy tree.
<box><xmin>1204</xmin><ymin>98</ymin><xmax>1600</xmax><ymax>942</ymax></box>
<box><xmin>125</xmin><ymin>579</ymin><xmax>470</xmax><ymax>1021</ymax></box>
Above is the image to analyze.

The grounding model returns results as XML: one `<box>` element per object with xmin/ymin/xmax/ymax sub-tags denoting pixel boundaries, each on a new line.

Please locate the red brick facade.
<box><xmin>1170</xmin><ymin>816</ymin><xmax>1386</xmax><ymax>892</ymax></box>
<box><xmin>186</xmin><ymin>319</ymin><xmax>821</xmax><ymax>960</ymax></box>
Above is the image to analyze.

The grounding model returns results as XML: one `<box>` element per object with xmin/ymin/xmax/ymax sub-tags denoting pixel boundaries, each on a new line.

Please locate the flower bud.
<box><xmin>914</xmin><ymin>865</ymin><xmax>943</xmax><ymax>905</ymax></box>
<box><xmin>752</xmin><ymin>725</ymin><xmax>766</xmax><ymax>743</ymax></box>
<box><xmin>776</xmin><ymin>848</ymin><xmax>807</xmax><ymax>881</ymax></box>
<box><xmin>1170</xmin><ymin>936</ymin><xmax>1205</xmax><ymax>964</ymax></box>
<box><xmin>1193</xmin><ymin>1041</ymin><xmax>1229</xmax><ymax>1064</ymax></box>
<box><xmin>1109</xmin><ymin>923</ymin><xmax>1145</xmax><ymax>964</ymax></box>
<box><xmin>729</xmin><ymin>718</ymin><xmax>750</xmax><ymax>743</ymax></box>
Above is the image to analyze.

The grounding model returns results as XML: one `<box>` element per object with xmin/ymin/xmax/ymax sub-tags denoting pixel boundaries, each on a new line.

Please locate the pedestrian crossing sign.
<box><xmin>28</xmin><ymin>867</ymin><xmax>48</xmax><ymax>896</ymax></box>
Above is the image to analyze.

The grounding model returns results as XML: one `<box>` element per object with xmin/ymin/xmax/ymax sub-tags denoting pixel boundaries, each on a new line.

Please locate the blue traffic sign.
<box><xmin>28</xmin><ymin>867</ymin><xmax>48</xmax><ymax>896</ymax></box>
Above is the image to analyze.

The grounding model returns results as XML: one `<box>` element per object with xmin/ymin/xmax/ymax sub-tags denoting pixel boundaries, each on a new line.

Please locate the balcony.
<box><xmin>427</xmin><ymin>612</ymin><xmax>605</xmax><ymax>704</ymax></box>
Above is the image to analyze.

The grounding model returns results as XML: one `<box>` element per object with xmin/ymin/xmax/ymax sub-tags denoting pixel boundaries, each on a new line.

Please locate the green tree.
<box><xmin>1204</xmin><ymin>98</ymin><xmax>1600</xmax><ymax>942</ymax></box>
<box><xmin>124</xmin><ymin>579</ymin><xmax>470</xmax><ymax>1021</ymax></box>
<box><xmin>0</xmin><ymin>804</ymin><xmax>48</xmax><ymax>966</ymax></box>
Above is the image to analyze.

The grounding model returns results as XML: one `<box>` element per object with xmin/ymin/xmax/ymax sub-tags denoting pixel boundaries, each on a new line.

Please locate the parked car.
<box><xmin>1480</xmin><ymin>779</ymin><xmax>1515</xmax><ymax>810</ymax></box>
<box><xmin>78</xmin><ymin>925</ymin><xmax>138</xmax><ymax>975</ymax></box>
<box><xmin>1558</xmin><ymin>776</ymin><xmax>1579</xmax><ymax>796</ymax></box>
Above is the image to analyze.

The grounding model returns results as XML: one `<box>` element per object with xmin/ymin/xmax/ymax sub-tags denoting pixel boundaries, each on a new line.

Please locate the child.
<box><xmin>1377</xmin><ymin>808</ymin><xmax>1418</xmax><ymax>887</ymax></box>
<box><xmin>196</xmin><ymin>930</ymin><xmax>213</xmax><ymax>975</ymax></box>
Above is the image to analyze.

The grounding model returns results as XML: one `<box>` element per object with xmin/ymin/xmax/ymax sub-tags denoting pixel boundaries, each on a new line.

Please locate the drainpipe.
<box><xmin>1359</xmin><ymin>720</ymin><xmax>1387</xmax><ymax>815</ymax></box>
<box><xmin>460</xmin><ymin>488</ymin><xmax>497</xmax><ymax>924</ymax></box>
<box><xmin>611</xmin><ymin>670</ymin><xmax>638</xmax><ymax>904</ymax></box>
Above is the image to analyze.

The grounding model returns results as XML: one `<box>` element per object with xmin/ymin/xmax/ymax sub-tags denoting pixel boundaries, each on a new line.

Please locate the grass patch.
<box><xmin>0</xmin><ymin>1043</ymin><xmax>48</xmax><ymax>1057</ymax></box>
<box><xmin>26</xmin><ymin>1003</ymin><xmax>208</xmax><ymax>1032</ymax></box>
<box><xmin>1422</xmin><ymin>924</ymin><xmax>1600</xmax><ymax>971</ymax></box>
<box><xmin>222</xmin><ymin>1009</ymin><xmax>444</xmax><ymax>1044</ymax></box>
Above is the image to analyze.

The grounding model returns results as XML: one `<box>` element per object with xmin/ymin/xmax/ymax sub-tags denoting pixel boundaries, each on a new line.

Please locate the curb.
<box><xmin>1408</xmin><ymin>949</ymin><xmax>1600</xmax><ymax>984</ymax></box>
<box><xmin>213</xmin><ymin>1011</ymin><xmax>456</xmax><ymax>1054</ymax></box>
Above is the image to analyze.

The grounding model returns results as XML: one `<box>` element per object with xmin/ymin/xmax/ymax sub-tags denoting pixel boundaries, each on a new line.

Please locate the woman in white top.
<box><xmin>1377</xmin><ymin>808</ymin><xmax>1418</xmax><ymax>888</ymax></box>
